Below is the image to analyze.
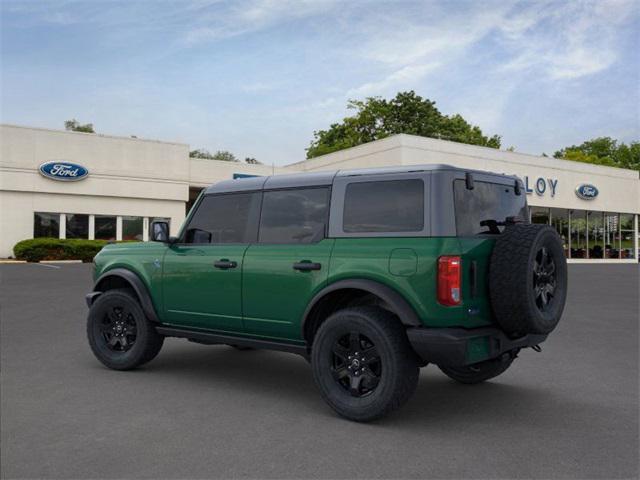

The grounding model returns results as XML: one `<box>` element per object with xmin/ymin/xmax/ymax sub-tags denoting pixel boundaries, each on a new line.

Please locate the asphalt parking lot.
<box><xmin>1</xmin><ymin>263</ymin><xmax>638</xmax><ymax>479</ymax></box>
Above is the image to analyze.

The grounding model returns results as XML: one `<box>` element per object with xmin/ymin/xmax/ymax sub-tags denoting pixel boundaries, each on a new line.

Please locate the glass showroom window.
<box><xmin>620</xmin><ymin>214</ymin><xmax>636</xmax><ymax>259</ymax></box>
<box><xmin>122</xmin><ymin>216</ymin><xmax>143</xmax><ymax>241</ymax></box>
<box><xmin>95</xmin><ymin>215</ymin><xmax>117</xmax><ymax>241</ymax></box>
<box><xmin>65</xmin><ymin>214</ymin><xmax>89</xmax><ymax>239</ymax></box>
<box><xmin>530</xmin><ymin>207</ymin><xmax>550</xmax><ymax>225</ymax></box>
<box><xmin>603</xmin><ymin>213</ymin><xmax>620</xmax><ymax>259</ymax></box>
<box><xmin>34</xmin><ymin>212</ymin><xmax>60</xmax><ymax>238</ymax></box>
<box><xmin>588</xmin><ymin>212</ymin><xmax>605</xmax><ymax>259</ymax></box>
<box><xmin>570</xmin><ymin>210</ymin><xmax>587</xmax><ymax>258</ymax></box>
<box><xmin>551</xmin><ymin>208</ymin><xmax>569</xmax><ymax>257</ymax></box>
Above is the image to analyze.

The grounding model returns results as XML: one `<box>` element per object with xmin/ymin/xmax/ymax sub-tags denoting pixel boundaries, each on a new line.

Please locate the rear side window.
<box><xmin>343</xmin><ymin>179</ymin><xmax>424</xmax><ymax>233</ymax></box>
<box><xmin>454</xmin><ymin>180</ymin><xmax>528</xmax><ymax>235</ymax></box>
<box><xmin>259</xmin><ymin>188</ymin><xmax>329</xmax><ymax>244</ymax></box>
<box><xmin>184</xmin><ymin>192</ymin><xmax>260</xmax><ymax>244</ymax></box>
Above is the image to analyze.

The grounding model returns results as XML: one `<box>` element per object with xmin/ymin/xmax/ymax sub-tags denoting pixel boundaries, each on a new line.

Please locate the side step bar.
<box><xmin>155</xmin><ymin>326</ymin><xmax>308</xmax><ymax>358</ymax></box>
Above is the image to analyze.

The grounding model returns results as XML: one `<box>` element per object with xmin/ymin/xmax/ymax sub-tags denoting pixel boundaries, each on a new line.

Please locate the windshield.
<box><xmin>454</xmin><ymin>179</ymin><xmax>528</xmax><ymax>235</ymax></box>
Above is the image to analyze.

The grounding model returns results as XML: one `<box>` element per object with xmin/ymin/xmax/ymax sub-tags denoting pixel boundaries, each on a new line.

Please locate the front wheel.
<box><xmin>311</xmin><ymin>307</ymin><xmax>419</xmax><ymax>422</ymax></box>
<box><xmin>87</xmin><ymin>289</ymin><xmax>164</xmax><ymax>370</ymax></box>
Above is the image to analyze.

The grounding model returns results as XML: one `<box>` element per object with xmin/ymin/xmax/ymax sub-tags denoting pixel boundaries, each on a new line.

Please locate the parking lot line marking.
<box><xmin>35</xmin><ymin>263</ymin><xmax>61</xmax><ymax>269</ymax></box>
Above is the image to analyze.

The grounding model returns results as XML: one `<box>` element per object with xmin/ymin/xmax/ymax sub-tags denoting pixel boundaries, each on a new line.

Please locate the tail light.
<box><xmin>437</xmin><ymin>256</ymin><xmax>461</xmax><ymax>306</ymax></box>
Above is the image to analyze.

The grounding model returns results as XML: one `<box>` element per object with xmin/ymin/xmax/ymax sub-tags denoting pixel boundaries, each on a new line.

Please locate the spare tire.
<box><xmin>489</xmin><ymin>224</ymin><xmax>567</xmax><ymax>337</ymax></box>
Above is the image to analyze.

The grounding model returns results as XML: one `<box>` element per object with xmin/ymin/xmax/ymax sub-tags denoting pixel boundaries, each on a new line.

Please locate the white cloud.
<box><xmin>183</xmin><ymin>0</ymin><xmax>341</xmax><ymax>44</ymax></box>
<box><xmin>347</xmin><ymin>63</ymin><xmax>440</xmax><ymax>97</ymax></box>
<box><xmin>499</xmin><ymin>0</ymin><xmax>637</xmax><ymax>80</ymax></box>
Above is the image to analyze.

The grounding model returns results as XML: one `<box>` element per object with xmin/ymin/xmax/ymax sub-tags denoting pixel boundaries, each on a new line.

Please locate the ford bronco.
<box><xmin>86</xmin><ymin>165</ymin><xmax>567</xmax><ymax>421</ymax></box>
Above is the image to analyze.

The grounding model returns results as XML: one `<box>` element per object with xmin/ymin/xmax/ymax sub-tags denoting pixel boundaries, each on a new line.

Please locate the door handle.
<box><xmin>214</xmin><ymin>259</ymin><xmax>237</xmax><ymax>269</ymax></box>
<box><xmin>293</xmin><ymin>261</ymin><xmax>321</xmax><ymax>271</ymax></box>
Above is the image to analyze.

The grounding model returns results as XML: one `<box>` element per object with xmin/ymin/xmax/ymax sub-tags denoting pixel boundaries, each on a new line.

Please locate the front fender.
<box><xmin>88</xmin><ymin>268</ymin><xmax>160</xmax><ymax>323</ymax></box>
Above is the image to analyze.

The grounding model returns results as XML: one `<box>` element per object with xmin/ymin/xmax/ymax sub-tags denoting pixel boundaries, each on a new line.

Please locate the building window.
<box><xmin>530</xmin><ymin>207</ymin><xmax>550</xmax><ymax>224</ymax></box>
<box><xmin>95</xmin><ymin>215</ymin><xmax>117</xmax><ymax>241</ymax></box>
<box><xmin>620</xmin><ymin>214</ymin><xmax>636</xmax><ymax>259</ymax></box>
<box><xmin>587</xmin><ymin>211</ymin><xmax>605</xmax><ymax>259</ymax></box>
<box><xmin>34</xmin><ymin>212</ymin><xmax>60</xmax><ymax>238</ymax></box>
<box><xmin>604</xmin><ymin>213</ymin><xmax>620</xmax><ymax>259</ymax></box>
<box><xmin>570</xmin><ymin>210</ymin><xmax>587</xmax><ymax>258</ymax></box>
<box><xmin>65</xmin><ymin>214</ymin><xmax>89</xmax><ymax>239</ymax></box>
<box><xmin>122</xmin><ymin>216</ymin><xmax>143</xmax><ymax>241</ymax></box>
<box><xmin>550</xmin><ymin>208</ymin><xmax>569</xmax><ymax>257</ymax></box>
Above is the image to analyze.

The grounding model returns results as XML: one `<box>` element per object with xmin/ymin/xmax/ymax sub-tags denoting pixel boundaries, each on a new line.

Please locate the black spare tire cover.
<box><xmin>489</xmin><ymin>224</ymin><xmax>568</xmax><ymax>337</ymax></box>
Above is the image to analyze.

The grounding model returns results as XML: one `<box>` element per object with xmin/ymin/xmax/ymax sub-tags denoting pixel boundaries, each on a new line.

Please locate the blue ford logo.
<box><xmin>575</xmin><ymin>184</ymin><xmax>598</xmax><ymax>200</ymax></box>
<box><xmin>39</xmin><ymin>161</ymin><xmax>89</xmax><ymax>182</ymax></box>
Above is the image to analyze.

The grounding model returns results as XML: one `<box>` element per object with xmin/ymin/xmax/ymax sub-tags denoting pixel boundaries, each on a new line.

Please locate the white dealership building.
<box><xmin>1</xmin><ymin>124</ymin><xmax>638</xmax><ymax>262</ymax></box>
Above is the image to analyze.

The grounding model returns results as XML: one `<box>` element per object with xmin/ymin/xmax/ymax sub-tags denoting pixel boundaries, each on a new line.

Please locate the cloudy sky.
<box><xmin>2</xmin><ymin>0</ymin><xmax>639</xmax><ymax>165</ymax></box>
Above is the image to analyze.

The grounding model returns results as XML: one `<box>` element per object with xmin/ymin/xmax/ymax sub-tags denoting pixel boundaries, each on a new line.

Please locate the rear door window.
<box><xmin>259</xmin><ymin>188</ymin><xmax>330</xmax><ymax>244</ymax></box>
<box><xmin>343</xmin><ymin>179</ymin><xmax>424</xmax><ymax>233</ymax></box>
<box><xmin>454</xmin><ymin>180</ymin><xmax>528</xmax><ymax>235</ymax></box>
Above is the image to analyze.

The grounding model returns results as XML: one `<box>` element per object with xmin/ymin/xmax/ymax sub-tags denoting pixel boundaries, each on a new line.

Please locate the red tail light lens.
<box><xmin>437</xmin><ymin>256</ymin><xmax>462</xmax><ymax>306</ymax></box>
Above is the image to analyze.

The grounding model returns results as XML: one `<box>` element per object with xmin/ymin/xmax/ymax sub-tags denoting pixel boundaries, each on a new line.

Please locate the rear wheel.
<box><xmin>311</xmin><ymin>307</ymin><xmax>419</xmax><ymax>422</ymax></box>
<box><xmin>87</xmin><ymin>289</ymin><xmax>164</xmax><ymax>370</ymax></box>
<box><xmin>439</xmin><ymin>353</ymin><xmax>515</xmax><ymax>384</ymax></box>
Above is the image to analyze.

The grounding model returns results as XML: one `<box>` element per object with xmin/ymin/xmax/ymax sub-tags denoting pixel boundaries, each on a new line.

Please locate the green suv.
<box><xmin>86</xmin><ymin>165</ymin><xmax>567</xmax><ymax>421</ymax></box>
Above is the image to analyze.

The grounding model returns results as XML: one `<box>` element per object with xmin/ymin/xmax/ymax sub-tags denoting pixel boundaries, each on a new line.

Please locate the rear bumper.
<box><xmin>406</xmin><ymin>326</ymin><xmax>547</xmax><ymax>367</ymax></box>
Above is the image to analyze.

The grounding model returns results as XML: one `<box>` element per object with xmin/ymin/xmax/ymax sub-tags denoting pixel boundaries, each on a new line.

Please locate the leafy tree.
<box><xmin>306</xmin><ymin>91</ymin><xmax>501</xmax><ymax>158</ymax></box>
<box><xmin>64</xmin><ymin>119</ymin><xmax>94</xmax><ymax>133</ymax></box>
<box><xmin>554</xmin><ymin>137</ymin><xmax>640</xmax><ymax>171</ymax></box>
<box><xmin>189</xmin><ymin>149</ymin><xmax>239</xmax><ymax>162</ymax></box>
<box><xmin>212</xmin><ymin>150</ymin><xmax>238</xmax><ymax>162</ymax></box>
<box><xmin>189</xmin><ymin>149</ymin><xmax>215</xmax><ymax>159</ymax></box>
<box><xmin>244</xmin><ymin>157</ymin><xmax>262</xmax><ymax>165</ymax></box>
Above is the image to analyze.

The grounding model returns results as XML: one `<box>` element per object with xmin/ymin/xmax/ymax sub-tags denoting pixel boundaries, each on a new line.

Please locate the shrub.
<box><xmin>13</xmin><ymin>238</ymin><xmax>113</xmax><ymax>262</ymax></box>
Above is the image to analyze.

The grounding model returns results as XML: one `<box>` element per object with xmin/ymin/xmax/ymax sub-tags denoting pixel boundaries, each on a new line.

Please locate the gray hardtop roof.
<box><xmin>203</xmin><ymin>164</ymin><xmax>519</xmax><ymax>194</ymax></box>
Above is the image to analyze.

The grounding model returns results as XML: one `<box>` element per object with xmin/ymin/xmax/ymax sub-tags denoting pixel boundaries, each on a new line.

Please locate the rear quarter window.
<box><xmin>343</xmin><ymin>179</ymin><xmax>424</xmax><ymax>233</ymax></box>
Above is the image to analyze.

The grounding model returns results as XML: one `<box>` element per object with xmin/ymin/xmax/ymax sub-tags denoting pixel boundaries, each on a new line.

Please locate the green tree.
<box><xmin>189</xmin><ymin>149</ymin><xmax>239</xmax><ymax>162</ymax></box>
<box><xmin>554</xmin><ymin>137</ymin><xmax>639</xmax><ymax>171</ymax></box>
<box><xmin>306</xmin><ymin>91</ymin><xmax>501</xmax><ymax>158</ymax></box>
<box><xmin>212</xmin><ymin>150</ymin><xmax>238</xmax><ymax>162</ymax></box>
<box><xmin>189</xmin><ymin>149</ymin><xmax>215</xmax><ymax>159</ymax></box>
<box><xmin>64</xmin><ymin>119</ymin><xmax>94</xmax><ymax>133</ymax></box>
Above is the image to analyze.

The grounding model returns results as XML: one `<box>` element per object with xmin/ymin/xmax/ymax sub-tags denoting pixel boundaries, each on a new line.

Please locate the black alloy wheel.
<box><xmin>87</xmin><ymin>289</ymin><xmax>164</xmax><ymax>370</ymax></box>
<box><xmin>489</xmin><ymin>223</ymin><xmax>568</xmax><ymax>336</ymax></box>
<box><xmin>331</xmin><ymin>332</ymin><xmax>381</xmax><ymax>397</ymax></box>
<box><xmin>533</xmin><ymin>246</ymin><xmax>557</xmax><ymax>312</ymax></box>
<box><xmin>100</xmin><ymin>305</ymin><xmax>138</xmax><ymax>352</ymax></box>
<box><xmin>311</xmin><ymin>306</ymin><xmax>419</xmax><ymax>422</ymax></box>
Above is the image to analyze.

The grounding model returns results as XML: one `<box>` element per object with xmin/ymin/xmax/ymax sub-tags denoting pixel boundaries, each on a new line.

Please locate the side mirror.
<box><xmin>150</xmin><ymin>221</ymin><xmax>170</xmax><ymax>243</ymax></box>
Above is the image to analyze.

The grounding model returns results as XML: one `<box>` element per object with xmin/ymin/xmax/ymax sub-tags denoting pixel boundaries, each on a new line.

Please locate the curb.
<box><xmin>39</xmin><ymin>260</ymin><xmax>84</xmax><ymax>264</ymax></box>
<box><xmin>0</xmin><ymin>259</ymin><xmax>27</xmax><ymax>264</ymax></box>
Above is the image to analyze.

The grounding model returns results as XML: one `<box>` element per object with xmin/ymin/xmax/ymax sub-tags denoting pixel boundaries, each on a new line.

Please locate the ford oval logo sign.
<box><xmin>39</xmin><ymin>161</ymin><xmax>89</xmax><ymax>182</ymax></box>
<box><xmin>575</xmin><ymin>183</ymin><xmax>598</xmax><ymax>200</ymax></box>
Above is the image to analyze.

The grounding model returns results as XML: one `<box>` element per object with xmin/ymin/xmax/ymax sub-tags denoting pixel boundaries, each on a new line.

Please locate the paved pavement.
<box><xmin>1</xmin><ymin>263</ymin><xmax>638</xmax><ymax>479</ymax></box>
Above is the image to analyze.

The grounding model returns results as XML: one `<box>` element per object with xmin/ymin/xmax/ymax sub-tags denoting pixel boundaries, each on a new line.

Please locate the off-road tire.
<box><xmin>489</xmin><ymin>224</ymin><xmax>568</xmax><ymax>337</ymax></box>
<box><xmin>87</xmin><ymin>289</ymin><xmax>164</xmax><ymax>370</ymax></box>
<box><xmin>439</xmin><ymin>354</ymin><xmax>515</xmax><ymax>384</ymax></box>
<box><xmin>311</xmin><ymin>306</ymin><xmax>419</xmax><ymax>422</ymax></box>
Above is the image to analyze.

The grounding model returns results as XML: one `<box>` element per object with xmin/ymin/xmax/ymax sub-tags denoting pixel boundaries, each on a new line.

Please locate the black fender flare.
<box><xmin>301</xmin><ymin>279</ymin><xmax>422</xmax><ymax>337</ymax></box>
<box><xmin>89</xmin><ymin>268</ymin><xmax>160</xmax><ymax>323</ymax></box>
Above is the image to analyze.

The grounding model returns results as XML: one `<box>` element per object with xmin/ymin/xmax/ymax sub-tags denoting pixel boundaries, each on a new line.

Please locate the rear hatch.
<box><xmin>453</xmin><ymin>177</ymin><xmax>529</xmax><ymax>327</ymax></box>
